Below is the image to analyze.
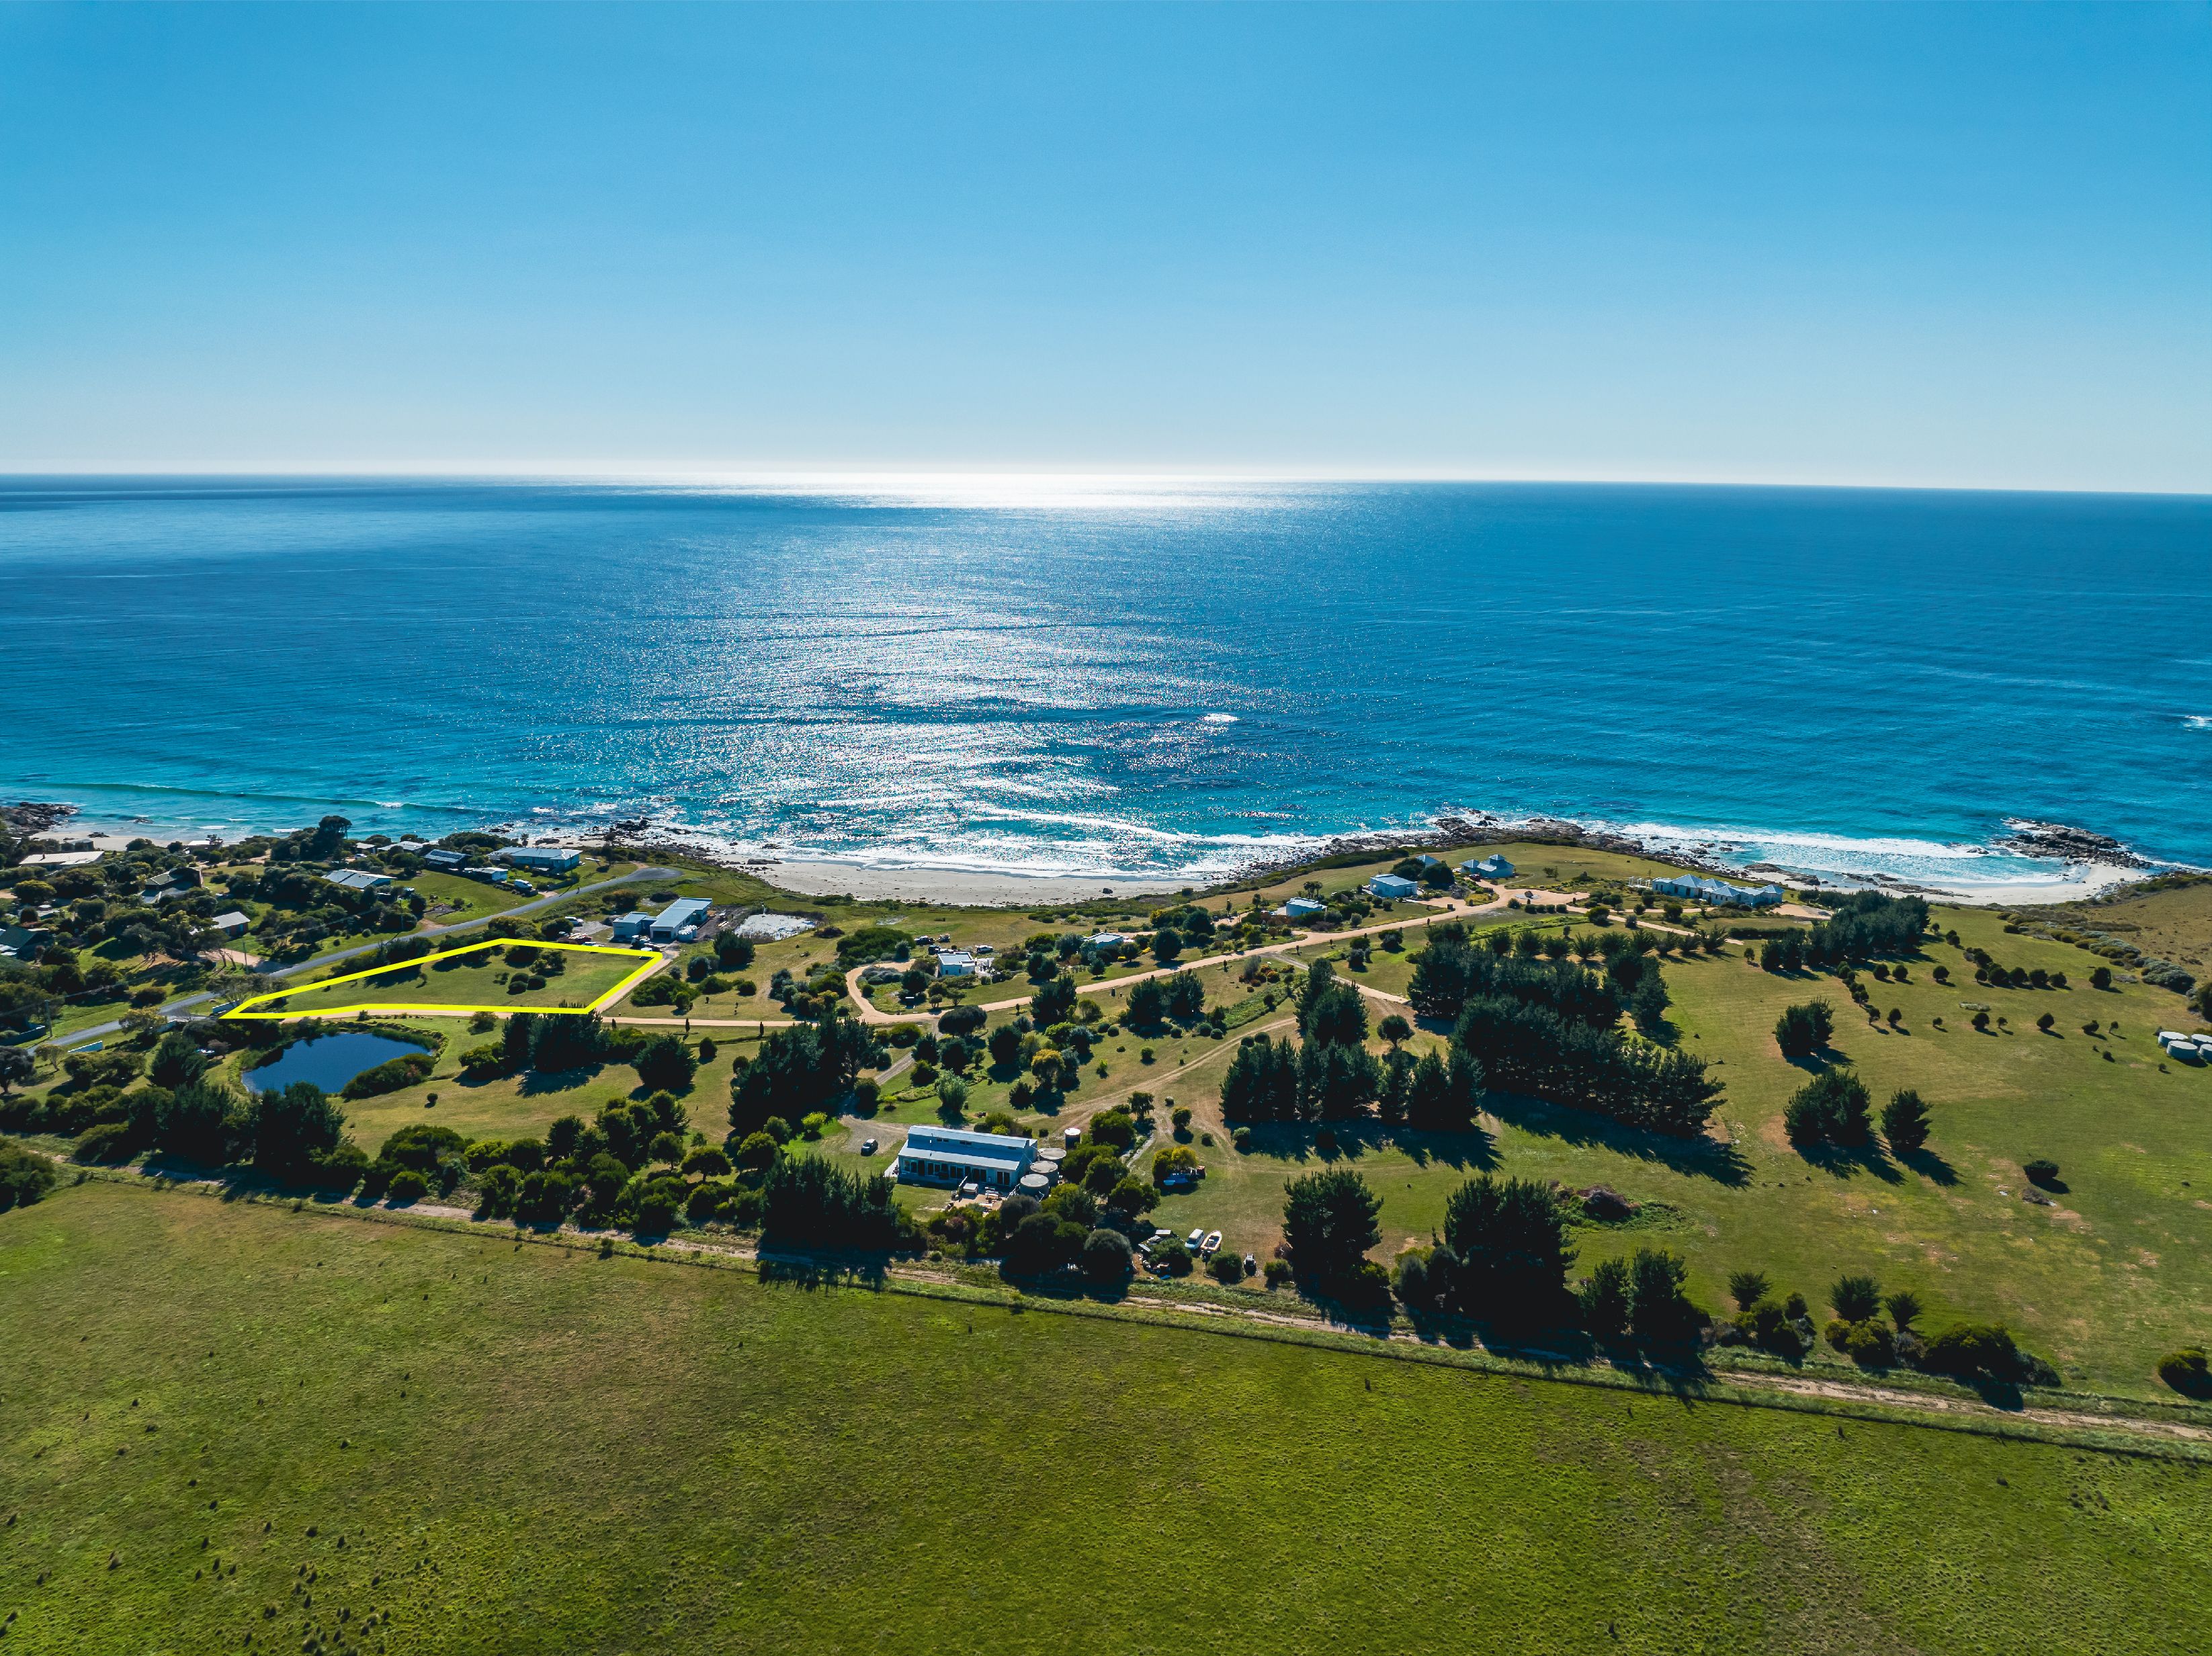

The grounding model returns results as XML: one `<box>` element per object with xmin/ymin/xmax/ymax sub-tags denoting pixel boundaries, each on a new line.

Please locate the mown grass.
<box><xmin>259</xmin><ymin>945</ymin><xmax>648</xmax><ymax>1018</ymax></box>
<box><xmin>5</xmin><ymin>1179</ymin><xmax>2210</xmax><ymax>1656</ymax></box>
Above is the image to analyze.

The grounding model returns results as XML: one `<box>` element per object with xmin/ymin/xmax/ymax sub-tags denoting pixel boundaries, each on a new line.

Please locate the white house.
<box><xmin>893</xmin><ymin>1125</ymin><xmax>1037</xmax><ymax>1191</ymax></box>
<box><xmin>323</xmin><ymin>869</ymin><xmax>392</xmax><ymax>894</ymax></box>
<box><xmin>1366</xmin><ymin>873</ymin><xmax>1420</xmax><ymax>900</ymax></box>
<box><xmin>1467</xmin><ymin>854</ymin><xmax>1516</xmax><ymax>882</ymax></box>
<box><xmin>936</xmin><ymin>950</ymin><xmax>979</xmax><ymax>977</ymax></box>
<box><xmin>1651</xmin><ymin>873</ymin><xmax>1786</xmax><ymax>908</ymax></box>
<box><xmin>1279</xmin><ymin>896</ymin><xmax>1326</xmax><ymax>921</ymax></box>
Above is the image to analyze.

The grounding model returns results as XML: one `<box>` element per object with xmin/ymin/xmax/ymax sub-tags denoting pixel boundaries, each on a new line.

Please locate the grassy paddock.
<box><xmin>5</xmin><ymin>1179</ymin><xmax>2209</xmax><ymax>1656</ymax></box>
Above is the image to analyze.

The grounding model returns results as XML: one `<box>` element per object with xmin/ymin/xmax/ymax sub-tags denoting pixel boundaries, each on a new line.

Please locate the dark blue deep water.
<box><xmin>2</xmin><ymin>478</ymin><xmax>2206</xmax><ymax>896</ymax></box>
<box><xmin>243</xmin><ymin>1031</ymin><xmax>425</xmax><ymax>1095</ymax></box>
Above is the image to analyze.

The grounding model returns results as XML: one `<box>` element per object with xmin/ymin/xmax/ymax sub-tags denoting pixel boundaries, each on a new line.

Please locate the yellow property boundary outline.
<box><xmin>219</xmin><ymin>939</ymin><xmax>664</xmax><ymax>1021</ymax></box>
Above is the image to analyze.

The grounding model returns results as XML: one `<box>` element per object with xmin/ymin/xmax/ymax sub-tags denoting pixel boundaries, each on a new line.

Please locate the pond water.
<box><xmin>245</xmin><ymin>1031</ymin><xmax>427</xmax><ymax>1094</ymax></box>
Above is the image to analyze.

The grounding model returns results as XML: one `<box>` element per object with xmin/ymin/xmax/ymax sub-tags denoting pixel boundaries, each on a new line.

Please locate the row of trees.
<box><xmin>1448</xmin><ymin>996</ymin><xmax>1722</xmax><ymax>1137</ymax></box>
<box><xmin>728</xmin><ymin>1004</ymin><xmax>880</xmax><ymax>1137</ymax></box>
<box><xmin>1783</xmin><ymin>1069</ymin><xmax>1932</xmax><ymax>1152</ymax></box>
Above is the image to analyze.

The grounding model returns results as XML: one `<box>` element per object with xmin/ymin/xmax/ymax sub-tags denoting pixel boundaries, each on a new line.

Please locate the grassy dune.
<box><xmin>5</xmin><ymin>1180</ymin><xmax>2209</xmax><ymax>1656</ymax></box>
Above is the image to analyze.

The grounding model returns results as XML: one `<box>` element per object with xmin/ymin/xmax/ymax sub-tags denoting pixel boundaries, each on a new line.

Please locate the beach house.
<box><xmin>1365</xmin><ymin>873</ymin><xmax>1420</xmax><ymax>900</ymax></box>
<box><xmin>422</xmin><ymin>847</ymin><xmax>467</xmax><ymax>871</ymax></box>
<box><xmin>323</xmin><ymin>868</ymin><xmax>392</xmax><ymax>894</ymax></box>
<box><xmin>1467</xmin><ymin>854</ymin><xmax>1516</xmax><ymax>882</ymax></box>
<box><xmin>497</xmin><ymin>846</ymin><xmax>582</xmax><ymax>874</ymax></box>
<box><xmin>1651</xmin><ymin>873</ymin><xmax>1786</xmax><ymax>908</ymax></box>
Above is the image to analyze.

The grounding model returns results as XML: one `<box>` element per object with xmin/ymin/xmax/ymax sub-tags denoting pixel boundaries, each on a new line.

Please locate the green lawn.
<box><xmin>3</xmin><ymin>1180</ymin><xmax>2207</xmax><ymax>1655</ymax></box>
<box><xmin>1147</xmin><ymin>900</ymin><xmax>2212</xmax><ymax>1397</ymax></box>
<box><xmin>253</xmin><ymin>945</ymin><xmax>650</xmax><ymax>1019</ymax></box>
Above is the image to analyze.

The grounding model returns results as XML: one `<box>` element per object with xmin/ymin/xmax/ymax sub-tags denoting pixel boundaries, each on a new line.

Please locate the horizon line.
<box><xmin>1</xmin><ymin>465</ymin><xmax>2208</xmax><ymax>500</ymax></box>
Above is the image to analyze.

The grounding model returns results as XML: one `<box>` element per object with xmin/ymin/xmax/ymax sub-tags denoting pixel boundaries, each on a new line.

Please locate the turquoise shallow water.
<box><xmin>1</xmin><ymin>477</ymin><xmax>2206</xmax><ymax>895</ymax></box>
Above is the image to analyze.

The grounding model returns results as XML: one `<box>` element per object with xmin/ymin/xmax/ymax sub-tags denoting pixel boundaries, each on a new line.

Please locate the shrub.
<box><xmin>1262</xmin><ymin>1258</ymin><xmax>1292</xmax><ymax>1287</ymax></box>
<box><xmin>1774</xmin><ymin>1000</ymin><xmax>1835</xmax><ymax>1058</ymax></box>
<box><xmin>1726</xmin><ymin>1268</ymin><xmax>1771</xmax><ymax>1312</ymax></box>
<box><xmin>72</xmin><ymin>1121</ymin><xmax>138</xmax><ymax>1164</ymax></box>
<box><xmin>1922</xmin><ymin>1322</ymin><xmax>2029</xmax><ymax>1381</ymax></box>
<box><xmin>460</xmin><ymin>1043</ymin><xmax>507</xmax><ymax>1079</ymax></box>
<box><xmin>1157</xmin><ymin>1239</ymin><xmax>1194</xmax><ymax>1276</ymax></box>
<box><xmin>1826</xmin><ymin>1318</ymin><xmax>1896</xmax><ymax>1366</ymax></box>
<box><xmin>385</xmin><ymin>1169</ymin><xmax>429</xmax><ymax>1205</ymax></box>
<box><xmin>1783</xmin><ymin>1067</ymin><xmax>1872</xmax><ymax>1147</ymax></box>
<box><xmin>475</xmin><ymin>1163</ymin><xmax>521</xmax><ymax>1219</ymax></box>
<box><xmin>1627</xmin><ymin>1247</ymin><xmax>1698</xmax><ymax>1342</ymax></box>
<box><xmin>1880</xmin><ymin>1088</ymin><xmax>1931</xmax><ymax>1154</ymax></box>
<box><xmin>1577</xmin><ymin>1256</ymin><xmax>1630</xmax><ymax>1339</ymax></box>
<box><xmin>2023</xmin><ymin>1158</ymin><xmax>2060</xmax><ymax>1188</ymax></box>
<box><xmin>1081</xmin><ymin>1227</ymin><xmax>1134</xmax><ymax>1284</ymax></box>
<box><xmin>1883</xmin><ymin>1289</ymin><xmax>1923</xmax><ymax>1330</ymax></box>
<box><xmin>0</xmin><ymin>1139</ymin><xmax>58</xmax><ymax>1210</ymax></box>
<box><xmin>1209</xmin><ymin>1250</ymin><xmax>1245</xmax><ymax>1285</ymax></box>
<box><xmin>1829</xmin><ymin>1272</ymin><xmax>1881</xmax><ymax>1322</ymax></box>
<box><xmin>1232</xmin><ymin>1126</ymin><xmax>1252</xmax><ymax>1152</ymax></box>
<box><xmin>2156</xmin><ymin>1348</ymin><xmax>2211</xmax><ymax>1399</ymax></box>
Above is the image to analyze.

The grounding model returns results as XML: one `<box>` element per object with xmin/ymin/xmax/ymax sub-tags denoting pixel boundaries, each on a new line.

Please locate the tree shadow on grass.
<box><xmin>1482</xmin><ymin>1092</ymin><xmax>1752</xmax><ymax>1188</ymax></box>
<box><xmin>1240</xmin><ymin>1119</ymin><xmax>1499</xmax><ymax>1174</ymax></box>
<box><xmin>519</xmin><ymin>1062</ymin><xmax>607</xmax><ymax>1096</ymax></box>
<box><xmin>1897</xmin><ymin>1146</ymin><xmax>1959</xmax><ymax>1186</ymax></box>
<box><xmin>757</xmin><ymin>1253</ymin><xmax>890</xmax><ymax>1291</ymax></box>
<box><xmin>1793</xmin><ymin>1139</ymin><xmax>1905</xmax><ymax>1186</ymax></box>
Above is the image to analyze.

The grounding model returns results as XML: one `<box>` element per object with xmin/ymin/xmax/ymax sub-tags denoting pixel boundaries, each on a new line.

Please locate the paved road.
<box><xmin>39</xmin><ymin>864</ymin><xmax>678</xmax><ymax>1053</ymax></box>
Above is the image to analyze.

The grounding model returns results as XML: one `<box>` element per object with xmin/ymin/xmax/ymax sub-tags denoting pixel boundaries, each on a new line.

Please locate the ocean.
<box><xmin>1</xmin><ymin>477</ymin><xmax>2206</xmax><ymax>899</ymax></box>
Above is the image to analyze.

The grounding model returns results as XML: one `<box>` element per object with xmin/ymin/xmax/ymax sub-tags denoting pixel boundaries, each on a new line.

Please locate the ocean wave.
<box><xmin>2187</xmin><ymin>714</ymin><xmax>2211</xmax><ymax>730</ymax></box>
<box><xmin>1202</xmin><ymin>713</ymin><xmax>1240</xmax><ymax>724</ymax></box>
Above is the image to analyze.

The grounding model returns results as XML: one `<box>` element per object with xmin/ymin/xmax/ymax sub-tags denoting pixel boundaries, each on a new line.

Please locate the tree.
<box><xmin>1773</xmin><ymin>1000</ymin><xmax>1835</xmax><ymax>1059</ymax></box>
<box><xmin>1881</xmin><ymin>1088</ymin><xmax>1931</xmax><ymax>1153</ymax></box>
<box><xmin>148</xmin><ymin>1030</ymin><xmax>208</xmax><ymax>1091</ymax></box>
<box><xmin>1080</xmin><ymin>1227</ymin><xmax>1134</xmax><ymax>1284</ymax></box>
<box><xmin>1087</xmin><ymin>1108</ymin><xmax>1137</xmax><ymax>1151</ymax></box>
<box><xmin>759</xmin><ymin>1152</ymin><xmax>909</xmax><ymax>1250</ymax></box>
<box><xmin>1298</xmin><ymin>961</ymin><xmax>1367</xmax><ymax>1049</ymax></box>
<box><xmin>143</xmin><ymin>1078</ymin><xmax>242</xmax><ymax>1165</ymax></box>
<box><xmin>634</xmin><ymin>1034</ymin><xmax>697</xmax><ymax>1094</ymax></box>
<box><xmin>1281</xmin><ymin>1168</ymin><xmax>1381</xmax><ymax>1284</ymax></box>
<box><xmin>1829</xmin><ymin>1272</ymin><xmax>1881</xmax><ymax>1322</ymax></box>
<box><xmin>1160</xmin><ymin>970</ymin><xmax>1205</xmax><ymax>1022</ymax></box>
<box><xmin>2090</xmin><ymin>965</ymin><xmax>2113</xmax><ymax>991</ymax></box>
<box><xmin>1295</xmin><ymin>1037</ymin><xmax>1379</xmax><ymax>1121</ymax></box>
<box><xmin>1629</xmin><ymin>971</ymin><xmax>1670</xmax><ymax>1034</ymax></box>
<box><xmin>1440</xmin><ymin>1174</ymin><xmax>1574</xmax><ymax>1320</ymax></box>
<box><xmin>0</xmin><ymin>1045</ymin><xmax>32</xmax><ymax>1096</ymax></box>
<box><xmin>251</xmin><ymin>1081</ymin><xmax>349</xmax><ymax>1182</ymax></box>
<box><xmin>1220</xmin><ymin>1035</ymin><xmax>1298</xmax><ymax>1122</ymax></box>
<box><xmin>1883</xmin><ymin>1289</ymin><xmax>1923</xmax><ymax>1331</ymax></box>
<box><xmin>1376</xmin><ymin>1014</ymin><xmax>1411</xmax><ymax>1049</ymax></box>
<box><xmin>1577</xmin><ymin>1256</ymin><xmax>1630</xmax><ymax>1338</ymax></box>
<box><xmin>1783</xmin><ymin>1067</ymin><xmax>1872</xmax><ymax>1147</ymax></box>
<box><xmin>1727</xmin><ymin>1269</ymin><xmax>1771</xmax><ymax>1312</ymax></box>
<box><xmin>1627</xmin><ymin>1247</ymin><xmax>1698</xmax><ymax>1342</ymax></box>
<box><xmin>1150</xmin><ymin>928</ymin><xmax>1182</xmax><ymax>965</ymax></box>
<box><xmin>987</xmin><ymin>1024</ymin><xmax>1023</xmax><ymax>1070</ymax></box>
<box><xmin>1125</xmin><ymin>977</ymin><xmax>1168</xmax><ymax>1029</ymax></box>
<box><xmin>1005</xmin><ymin>1211</ymin><xmax>1087</xmax><ymax>1276</ymax></box>
<box><xmin>1031</xmin><ymin>971</ymin><xmax>1077</xmax><ymax>1025</ymax></box>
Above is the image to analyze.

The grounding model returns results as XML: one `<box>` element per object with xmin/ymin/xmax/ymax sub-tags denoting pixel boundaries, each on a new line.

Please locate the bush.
<box><xmin>1577</xmin><ymin>1256</ymin><xmax>1631</xmax><ymax>1339</ymax></box>
<box><xmin>1262</xmin><ymin>1258</ymin><xmax>1291</xmax><ymax>1287</ymax></box>
<box><xmin>1783</xmin><ymin>1067</ymin><xmax>1872</xmax><ymax>1147</ymax></box>
<box><xmin>1627</xmin><ymin>1247</ymin><xmax>1699</xmax><ymax>1342</ymax></box>
<box><xmin>1826</xmin><ymin>1318</ymin><xmax>1896</xmax><ymax>1366</ymax></box>
<box><xmin>1881</xmin><ymin>1088</ymin><xmax>1931</xmax><ymax>1154</ymax></box>
<box><xmin>1231</xmin><ymin>1126</ymin><xmax>1252</xmax><ymax>1152</ymax></box>
<box><xmin>1828</xmin><ymin>1272</ymin><xmax>1881</xmax><ymax>1322</ymax></box>
<box><xmin>460</xmin><ymin>1043</ymin><xmax>507</xmax><ymax>1079</ymax></box>
<box><xmin>0</xmin><ymin>1139</ymin><xmax>58</xmax><ymax>1210</ymax></box>
<box><xmin>1080</xmin><ymin>1227</ymin><xmax>1134</xmax><ymax>1284</ymax></box>
<box><xmin>1209</xmin><ymin>1250</ymin><xmax>1246</xmax><ymax>1285</ymax></box>
<box><xmin>385</xmin><ymin>1168</ymin><xmax>429</xmax><ymax>1205</ymax></box>
<box><xmin>2023</xmin><ymin>1158</ymin><xmax>2059</xmax><ymax>1188</ymax></box>
<box><xmin>1922</xmin><ymin>1322</ymin><xmax>2031</xmax><ymax>1381</ymax></box>
<box><xmin>1156</xmin><ymin>1238</ymin><xmax>1194</xmax><ymax>1276</ymax></box>
<box><xmin>475</xmin><ymin>1163</ymin><xmax>521</xmax><ymax>1219</ymax></box>
<box><xmin>71</xmin><ymin>1121</ymin><xmax>138</xmax><ymax>1164</ymax></box>
<box><xmin>341</xmin><ymin>1051</ymin><xmax>433</xmax><ymax>1099</ymax></box>
<box><xmin>2156</xmin><ymin>1348</ymin><xmax>2211</xmax><ymax>1399</ymax></box>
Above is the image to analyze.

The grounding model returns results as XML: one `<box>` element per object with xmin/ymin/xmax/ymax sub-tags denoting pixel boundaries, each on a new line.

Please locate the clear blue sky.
<box><xmin>3</xmin><ymin>3</ymin><xmax>2207</xmax><ymax>490</ymax></box>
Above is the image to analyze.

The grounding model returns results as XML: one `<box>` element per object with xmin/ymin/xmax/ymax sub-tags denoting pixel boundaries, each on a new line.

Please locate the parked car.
<box><xmin>859</xmin><ymin>1138</ymin><xmax>878</xmax><ymax>1156</ymax></box>
<box><xmin>1242</xmin><ymin>1252</ymin><xmax>1257</xmax><ymax>1274</ymax></box>
<box><xmin>1201</xmin><ymin>1231</ymin><xmax>1223</xmax><ymax>1256</ymax></box>
<box><xmin>1186</xmin><ymin>1228</ymin><xmax>1205</xmax><ymax>1250</ymax></box>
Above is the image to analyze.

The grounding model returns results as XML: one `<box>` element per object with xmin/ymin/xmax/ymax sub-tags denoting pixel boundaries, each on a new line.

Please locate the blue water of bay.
<box><xmin>1</xmin><ymin>476</ymin><xmax>2205</xmax><ymax>897</ymax></box>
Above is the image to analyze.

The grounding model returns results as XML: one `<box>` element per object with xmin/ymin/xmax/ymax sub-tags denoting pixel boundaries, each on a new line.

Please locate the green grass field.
<box><xmin>252</xmin><ymin>945</ymin><xmax>652</xmax><ymax>1019</ymax></box>
<box><xmin>4</xmin><ymin>1180</ymin><xmax>2208</xmax><ymax>1656</ymax></box>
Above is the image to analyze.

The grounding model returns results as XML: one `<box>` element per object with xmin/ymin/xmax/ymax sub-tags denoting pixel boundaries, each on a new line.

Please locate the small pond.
<box><xmin>245</xmin><ymin>1031</ymin><xmax>428</xmax><ymax>1094</ymax></box>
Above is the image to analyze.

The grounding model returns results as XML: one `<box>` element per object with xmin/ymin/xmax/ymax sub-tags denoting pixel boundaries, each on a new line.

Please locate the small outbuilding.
<box><xmin>422</xmin><ymin>847</ymin><xmax>467</xmax><ymax>871</ymax></box>
<box><xmin>649</xmin><ymin>898</ymin><xmax>711</xmax><ymax>942</ymax></box>
<box><xmin>1365</xmin><ymin>873</ymin><xmax>1420</xmax><ymax>900</ymax></box>
<box><xmin>323</xmin><ymin>869</ymin><xmax>392</xmax><ymax>893</ymax></box>
<box><xmin>208</xmin><ymin>911</ymin><xmax>251</xmax><ymax>938</ymax></box>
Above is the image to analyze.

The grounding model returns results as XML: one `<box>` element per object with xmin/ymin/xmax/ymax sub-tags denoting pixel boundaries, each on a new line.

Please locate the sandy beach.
<box><xmin>745</xmin><ymin>857</ymin><xmax>1187</xmax><ymax>908</ymax></box>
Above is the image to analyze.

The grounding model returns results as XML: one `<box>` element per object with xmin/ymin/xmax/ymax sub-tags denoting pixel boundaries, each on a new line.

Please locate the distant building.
<box><xmin>1467</xmin><ymin>855</ymin><xmax>1516</xmax><ymax>882</ymax></box>
<box><xmin>17</xmin><ymin>848</ymin><xmax>105</xmax><ymax>869</ymax></box>
<box><xmin>1084</xmin><ymin>931</ymin><xmax>1128</xmax><ymax>950</ymax></box>
<box><xmin>323</xmin><ymin>869</ymin><xmax>392</xmax><ymax>893</ymax></box>
<box><xmin>498</xmin><ymin>846</ymin><xmax>581</xmax><ymax>873</ymax></box>
<box><xmin>0</xmin><ymin>924</ymin><xmax>54</xmax><ymax>961</ymax></box>
<box><xmin>1281</xmin><ymin>897</ymin><xmax>1326</xmax><ymax>921</ymax></box>
<box><xmin>936</xmin><ymin>950</ymin><xmax>978</xmax><ymax>977</ymax></box>
<box><xmin>1365</xmin><ymin>873</ymin><xmax>1420</xmax><ymax>900</ymax></box>
<box><xmin>208</xmin><ymin>911</ymin><xmax>251</xmax><ymax>938</ymax></box>
<box><xmin>1650</xmin><ymin>873</ymin><xmax>1786</xmax><ymax>908</ymax></box>
<box><xmin>610</xmin><ymin>911</ymin><xmax>654</xmax><ymax>943</ymax></box>
<box><xmin>422</xmin><ymin>848</ymin><xmax>467</xmax><ymax>871</ymax></box>
<box><xmin>893</xmin><ymin>1125</ymin><xmax>1036</xmax><ymax>1191</ymax></box>
<box><xmin>649</xmin><ymin>898</ymin><xmax>711</xmax><ymax>942</ymax></box>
